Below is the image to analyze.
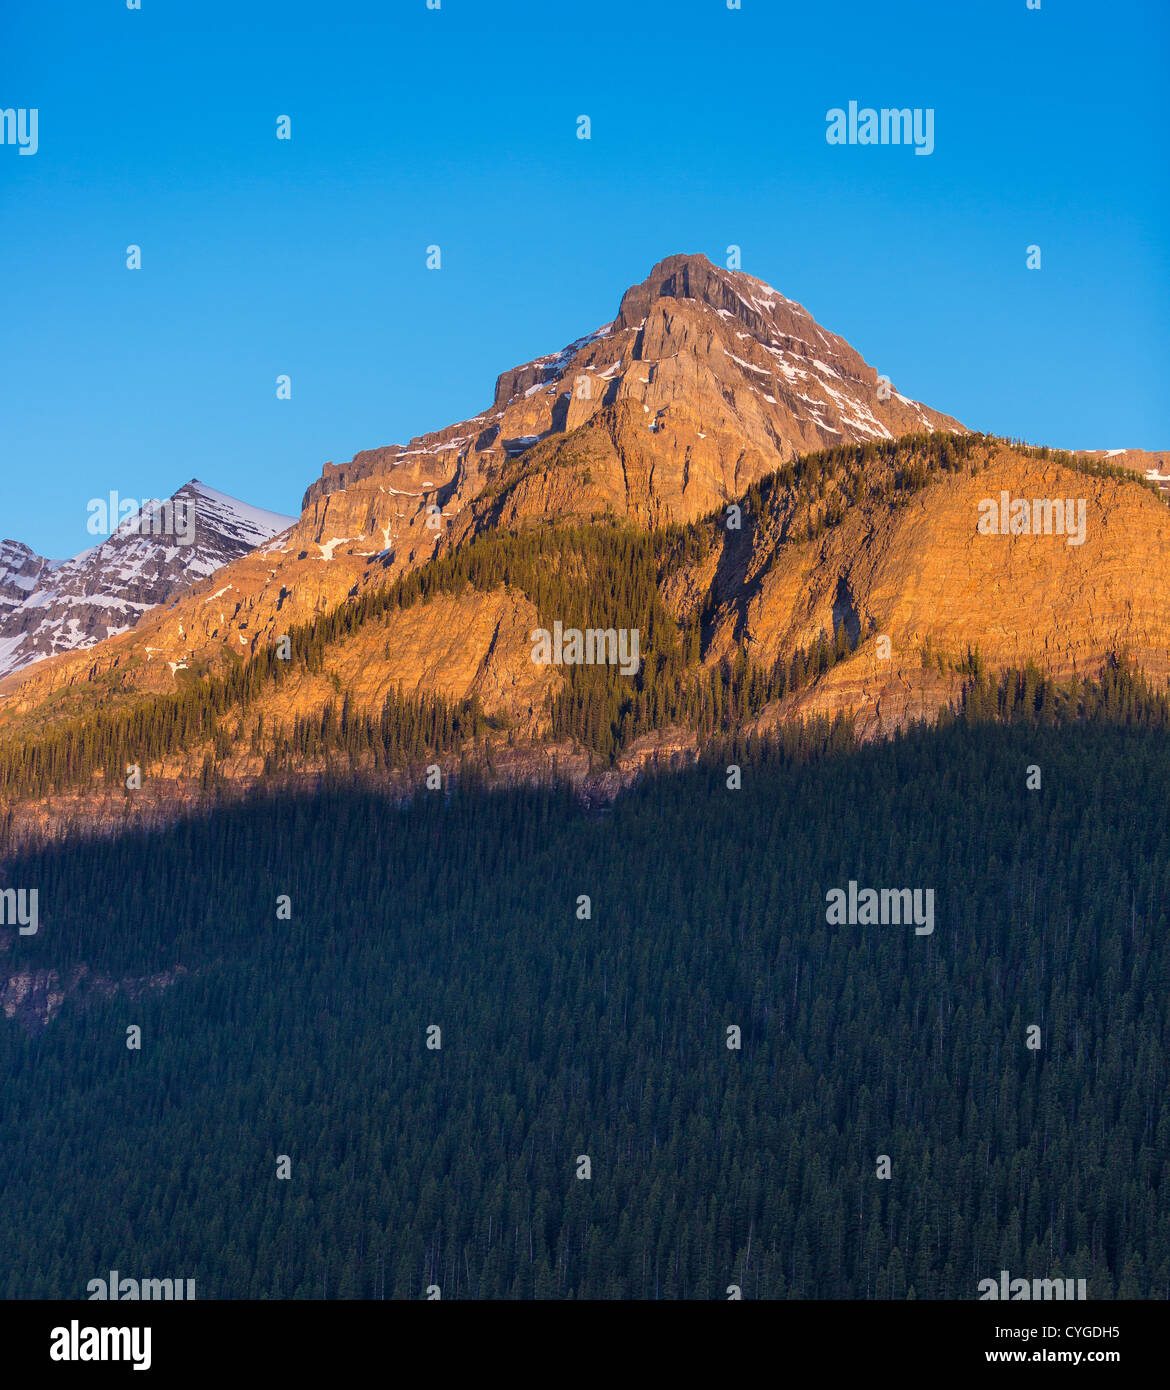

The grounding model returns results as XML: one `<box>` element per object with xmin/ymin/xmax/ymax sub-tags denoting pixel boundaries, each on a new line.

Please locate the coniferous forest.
<box><xmin>1</xmin><ymin>704</ymin><xmax>1166</xmax><ymax>1299</ymax></box>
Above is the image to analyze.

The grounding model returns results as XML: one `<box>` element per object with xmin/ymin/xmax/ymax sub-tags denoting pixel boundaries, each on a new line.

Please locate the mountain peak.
<box><xmin>307</xmin><ymin>251</ymin><xmax>965</xmax><ymax>540</ymax></box>
<box><xmin>615</xmin><ymin>252</ymin><xmax>800</xmax><ymax>331</ymax></box>
<box><xmin>0</xmin><ymin>484</ymin><xmax>294</xmax><ymax>681</ymax></box>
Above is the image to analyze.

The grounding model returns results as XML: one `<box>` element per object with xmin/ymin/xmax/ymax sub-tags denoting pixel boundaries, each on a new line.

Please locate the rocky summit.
<box><xmin>304</xmin><ymin>251</ymin><xmax>961</xmax><ymax>529</ymax></box>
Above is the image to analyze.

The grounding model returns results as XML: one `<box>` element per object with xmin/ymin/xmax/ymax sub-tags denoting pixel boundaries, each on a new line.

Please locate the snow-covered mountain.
<box><xmin>0</xmin><ymin>481</ymin><xmax>294</xmax><ymax>679</ymax></box>
<box><xmin>0</xmin><ymin>540</ymin><xmax>57</xmax><ymax>618</ymax></box>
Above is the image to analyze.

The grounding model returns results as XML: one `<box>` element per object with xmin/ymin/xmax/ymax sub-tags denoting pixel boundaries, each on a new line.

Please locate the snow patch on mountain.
<box><xmin>0</xmin><ymin>480</ymin><xmax>294</xmax><ymax>679</ymax></box>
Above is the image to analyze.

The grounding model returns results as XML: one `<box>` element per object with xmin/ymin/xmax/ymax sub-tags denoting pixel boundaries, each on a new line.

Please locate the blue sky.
<box><xmin>2</xmin><ymin>0</ymin><xmax>1167</xmax><ymax>557</ymax></box>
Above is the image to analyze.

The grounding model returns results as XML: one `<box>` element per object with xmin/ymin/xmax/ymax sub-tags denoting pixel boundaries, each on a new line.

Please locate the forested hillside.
<box><xmin>3</xmin><ymin>431</ymin><xmax>1164</xmax><ymax>808</ymax></box>
<box><xmin>2</xmin><ymin>690</ymin><xmax>1167</xmax><ymax>1298</ymax></box>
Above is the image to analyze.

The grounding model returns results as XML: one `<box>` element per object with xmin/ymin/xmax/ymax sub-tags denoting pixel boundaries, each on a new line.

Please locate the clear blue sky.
<box><xmin>2</xmin><ymin>0</ymin><xmax>1167</xmax><ymax>557</ymax></box>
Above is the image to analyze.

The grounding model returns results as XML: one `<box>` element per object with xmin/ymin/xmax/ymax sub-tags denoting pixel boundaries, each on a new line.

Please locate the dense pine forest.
<box><xmin>2</xmin><ymin>699</ymin><xmax>1167</xmax><ymax>1298</ymax></box>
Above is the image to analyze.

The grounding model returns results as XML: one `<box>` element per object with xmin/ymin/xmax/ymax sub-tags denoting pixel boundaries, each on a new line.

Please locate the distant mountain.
<box><xmin>0</xmin><ymin>481</ymin><xmax>294</xmax><ymax>679</ymax></box>
<box><xmin>0</xmin><ymin>540</ymin><xmax>56</xmax><ymax>621</ymax></box>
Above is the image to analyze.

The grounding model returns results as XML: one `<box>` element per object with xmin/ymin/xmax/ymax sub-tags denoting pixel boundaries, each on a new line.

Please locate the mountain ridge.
<box><xmin>1</xmin><ymin>254</ymin><xmax>1168</xmax><ymax>842</ymax></box>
